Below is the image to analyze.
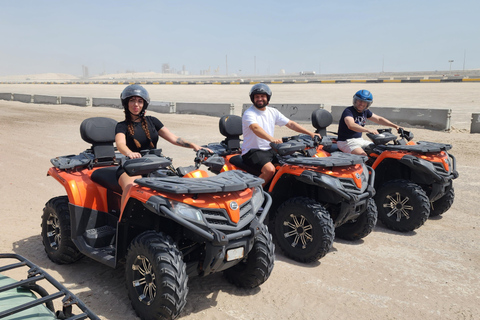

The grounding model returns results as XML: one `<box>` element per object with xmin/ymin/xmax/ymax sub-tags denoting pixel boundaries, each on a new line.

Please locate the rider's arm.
<box><xmin>344</xmin><ymin>116</ymin><xmax>378</xmax><ymax>135</ymax></box>
<box><xmin>158</xmin><ymin>127</ymin><xmax>203</xmax><ymax>151</ymax></box>
<box><xmin>249</xmin><ymin>123</ymin><xmax>283</xmax><ymax>144</ymax></box>
<box><xmin>368</xmin><ymin>114</ymin><xmax>401</xmax><ymax>130</ymax></box>
<box><xmin>115</xmin><ymin>132</ymin><xmax>142</xmax><ymax>159</ymax></box>
<box><xmin>285</xmin><ymin>120</ymin><xmax>321</xmax><ymax>139</ymax></box>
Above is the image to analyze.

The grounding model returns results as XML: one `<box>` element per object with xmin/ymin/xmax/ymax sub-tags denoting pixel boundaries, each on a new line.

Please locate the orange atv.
<box><xmin>202</xmin><ymin>114</ymin><xmax>377</xmax><ymax>263</ymax></box>
<box><xmin>42</xmin><ymin>117</ymin><xmax>275</xmax><ymax>320</ymax></box>
<box><xmin>310</xmin><ymin>109</ymin><xmax>459</xmax><ymax>232</ymax></box>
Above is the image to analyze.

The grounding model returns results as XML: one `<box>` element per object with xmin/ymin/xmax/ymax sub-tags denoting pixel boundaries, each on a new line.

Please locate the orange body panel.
<box><xmin>121</xmin><ymin>182</ymin><xmax>252</xmax><ymax>223</ymax></box>
<box><xmin>48</xmin><ymin>166</ymin><xmax>250</xmax><ymax>225</ymax></box>
<box><xmin>371</xmin><ymin>149</ymin><xmax>450</xmax><ymax>171</ymax></box>
<box><xmin>222</xmin><ymin>152</ymin><xmax>365</xmax><ymax>191</ymax></box>
<box><xmin>48</xmin><ymin>167</ymin><xmax>111</xmax><ymax>213</ymax></box>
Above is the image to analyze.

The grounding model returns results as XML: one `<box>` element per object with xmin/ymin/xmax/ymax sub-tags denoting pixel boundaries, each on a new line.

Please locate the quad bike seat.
<box><xmin>311</xmin><ymin>109</ymin><xmax>338</xmax><ymax>152</ymax></box>
<box><xmin>219</xmin><ymin>115</ymin><xmax>243</xmax><ymax>153</ymax></box>
<box><xmin>311</xmin><ymin>109</ymin><xmax>333</xmax><ymax>137</ymax></box>
<box><xmin>229</xmin><ymin>154</ymin><xmax>262</xmax><ymax>176</ymax></box>
<box><xmin>91</xmin><ymin>167</ymin><xmax>122</xmax><ymax>194</ymax></box>
<box><xmin>50</xmin><ymin>117</ymin><xmax>118</xmax><ymax>170</ymax></box>
<box><xmin>80</xmin><ymin>117</ymin><xmax>118</xmax><ymax>164</ymax></box>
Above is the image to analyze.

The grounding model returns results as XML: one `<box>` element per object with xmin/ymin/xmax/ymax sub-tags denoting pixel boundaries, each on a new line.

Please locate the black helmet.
<box><xmin>249</xmin><ymin>83</ymin><xmax>272</xmax><ymax>103</ymax></box>
<box><xmin>120</xmin><ymin>84</ymin><xmax>150</xmax><ymax>116</ymax></box>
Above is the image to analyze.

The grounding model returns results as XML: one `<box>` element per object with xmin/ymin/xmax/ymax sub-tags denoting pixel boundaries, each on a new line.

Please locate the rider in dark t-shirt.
<box><xmin>115</xmin><ymin>116</ymin><xmax>164</xmax><ymax>152</ymax></box>
<box><xmin>114</xmin><ymin>84</ymin><xmax>207</xmax><ymax>209</ymax></box>
<box><xmin>337</xmin><ymin>90</ymin><xmax>401</xmax><ymax>156</ymax></box>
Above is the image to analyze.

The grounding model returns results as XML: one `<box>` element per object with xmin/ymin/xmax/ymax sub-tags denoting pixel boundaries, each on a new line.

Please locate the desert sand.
<box><xmin>0</xmin><ymin>82</ymin><xmax>479</xmax><ymax>320</ymax></box>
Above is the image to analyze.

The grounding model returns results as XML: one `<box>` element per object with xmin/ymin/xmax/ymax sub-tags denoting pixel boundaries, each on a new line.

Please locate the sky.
<box><xmin>1</xmin><ymin>0</ymin><xmax>478</xmax><ymax>77</ymax></box>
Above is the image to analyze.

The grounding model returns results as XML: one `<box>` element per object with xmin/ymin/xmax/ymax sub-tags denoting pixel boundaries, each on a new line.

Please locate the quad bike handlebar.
<box><xmin>121</xmin><ymin>148</ymin><xmax>173</xmax><ymax>176</ymax></box>
<box><xmin>367</xmin><ymin>128</ymin><xmax>414</xmax><ymax>146</ymax></box>
<box><xmin>194</xmin><ymin>148</ymin><xmax>225</xmax><ymax>172</ymax></box>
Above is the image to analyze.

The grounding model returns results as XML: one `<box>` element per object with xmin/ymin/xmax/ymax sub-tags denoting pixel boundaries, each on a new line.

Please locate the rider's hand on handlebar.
<box><xmin>127</xmin><ymin>152</ymin><xmax>142</xmax><ymax>159</ymax></box>
<box><xmin>271</xmin><ymin>138</ymin><xmax>283</xmax><ymax>144</ymax></box>
<box><xmin>193</xmin><ymin>145</ymin><xmax>213</xmax><ymax>153</ymax></box>
<box><xmin>367</xmin><ymin>129</ymin><xmax>379</xmax><ymax>135</ymax></box>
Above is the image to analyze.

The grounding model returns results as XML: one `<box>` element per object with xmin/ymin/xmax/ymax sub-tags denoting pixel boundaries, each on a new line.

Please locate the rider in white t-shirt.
<box><xmin>241</xmin><ymin>83</ymin><xmax>320</xmax><ymax>186</ymax></box>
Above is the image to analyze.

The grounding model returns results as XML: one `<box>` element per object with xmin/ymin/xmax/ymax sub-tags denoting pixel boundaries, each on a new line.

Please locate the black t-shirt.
<box><xmin>337</xmin><ymin>106</ymin><xmax>373</xmax><ymax>141</ymax></box>
<box><xmin>115</xmin><ymin>116</ymin><xmax>164</xmax><ymax>152</ymax></box>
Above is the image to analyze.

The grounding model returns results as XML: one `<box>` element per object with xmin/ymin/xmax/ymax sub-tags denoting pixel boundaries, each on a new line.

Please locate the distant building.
<box><xmin>299</xmin><ymin>71</ymin><xmax>316</xmax><ymax>76</ymax></box>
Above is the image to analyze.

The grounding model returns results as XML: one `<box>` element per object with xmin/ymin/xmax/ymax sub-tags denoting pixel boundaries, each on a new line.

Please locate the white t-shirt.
<box><xmin>241</xmin><ymin>105</ymin><xmax>290</xmax><ymax>155</ymax></box>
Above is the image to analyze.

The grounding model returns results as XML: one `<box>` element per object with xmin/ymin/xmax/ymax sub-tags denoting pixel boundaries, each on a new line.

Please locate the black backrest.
<box><xmin>311</xmin><ymin>109</ymin><xmax>333</xmax><ymax>136</ymax></box>
<box><xmin>219</xmin><ymin>115</ymin><xmax>243</xmax><ymax>152</ymax></box>
<box><xmin>80</xmin><ymin>117</ymin><xmax>118</xmax><ymax>164</ymax></box>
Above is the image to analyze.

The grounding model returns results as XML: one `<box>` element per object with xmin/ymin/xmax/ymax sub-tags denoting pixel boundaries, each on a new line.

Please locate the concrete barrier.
<box><xmin>92</xmin><ymin>97</ymin><xmax>122</xmax><ymax>109</ymax></box>
<box><xmin>471</xmin><ymin>113</ymin><xmax>480</xmax><ymax>134</ymax></box>
<box><xmin>176</xmin><ymin>102</ymin><xmax>233</xmax><ymax>117</ymax></box>
<box><xmin>33</xmin><ymin>94</ymin><xmax>59</xmax><ymax>104</ymax></box>
<box><xmin>59</xmin><ymin>96</ymin><xmax>90</xmax><ymax>107</ymax></box>
<box><xmin>13</xmin><ymin>93</ymin><xmax>33</xmax><ymax>103</ymax></box>
<box><xmin>331</xmin><ymin>105</ymin><xmax>451</xmax><ymax>131</ymax></box>
<box><xmin>0</xmin><ymin>93</ymin><xmax>12</xmax><ymax>100</ymax></box>
<box><xmin>242</xmin><ymin>103</ymin><xmax>324</xmax><ymax>122</ymax></box>
<box><xmin>149</xmin><ymin>101</ymin><xmax>175</xmax><ymax>114</ymax></box>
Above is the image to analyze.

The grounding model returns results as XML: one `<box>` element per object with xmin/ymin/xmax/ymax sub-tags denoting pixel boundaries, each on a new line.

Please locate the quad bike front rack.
<box><xmin>0</xmin><ymin>253</ymin><xmax>99</xmax><ymax>320</ymax></box>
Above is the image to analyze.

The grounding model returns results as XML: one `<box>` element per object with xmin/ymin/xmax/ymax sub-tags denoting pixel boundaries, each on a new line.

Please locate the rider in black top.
<box><xmin>115</xmin><ymin>84</ymin><xmax>206</xmax><ymax>209</ymax></box>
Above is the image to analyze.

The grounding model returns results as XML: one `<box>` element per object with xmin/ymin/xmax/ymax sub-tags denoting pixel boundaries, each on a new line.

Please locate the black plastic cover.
<box><xmin>271</xmin><ymin>139</ymin><xmax>306</xmax><ymax>156</ymax></box>
<box><xmin>374</xmin><ymin>141</ymin><xmax>452</xmax><ymax>153</ymax></box>
<box><xmin>135</xmin><ymin>170</ymin><xmax>263</xmax><ymax>194</ymax></box>
<box><xmin>285</xmin><ymin>152</ymin><xmax>367</xmax><ymax>167</ymax></box>
<box><xmin>366</xmin><ymin>132</ymin><xmax>397</xmax><ymax>145</ymax></box>
<box><xmin>50</xmin><ymin>152</ymin><xmax>94</xmax><ymax>169</ymax></box>
<box><xmin>123</xmin><ymin>157</ymin><xmax>172</xmax><ymax>176</ymax></box>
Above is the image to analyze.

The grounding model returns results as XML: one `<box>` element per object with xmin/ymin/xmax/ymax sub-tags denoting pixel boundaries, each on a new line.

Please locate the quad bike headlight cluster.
<box><xmin>169</xmin><ymin>201</ymin><xmax>205</xmax><ymax>223</ymax></box>
<box><xmin>251</xmin><ymin>186</ymin><xmax>265</xmax><ymax>214</ymax></box>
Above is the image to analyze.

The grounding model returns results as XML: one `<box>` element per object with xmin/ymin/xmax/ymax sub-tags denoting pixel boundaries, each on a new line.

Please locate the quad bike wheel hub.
<box><xmin>284</xmin><ymin>214</ymin><xmax>313</xmax><ymax>249</ymax></box>
<box><xmin>132</xmin><ymin>255</ymin><xmax>156</xmax><ymax>305</ymax></box>
<box><xmin>385</xmin><ymin>193</ymin><xmax>413</xmax><ymax>221</ymax></box>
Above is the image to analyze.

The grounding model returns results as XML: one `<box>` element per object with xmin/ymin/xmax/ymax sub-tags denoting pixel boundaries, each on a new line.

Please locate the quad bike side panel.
<box><xmin>47</xmin><ymin>167</ymin><xmax>111</xmax><ymax>214</ymax></box>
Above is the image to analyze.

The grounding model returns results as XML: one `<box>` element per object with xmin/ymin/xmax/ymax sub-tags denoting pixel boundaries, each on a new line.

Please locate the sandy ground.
<box><xmin>0</xmin><ymin>82</ymin><xmax>479</xmax><ymax>320</ymax></box>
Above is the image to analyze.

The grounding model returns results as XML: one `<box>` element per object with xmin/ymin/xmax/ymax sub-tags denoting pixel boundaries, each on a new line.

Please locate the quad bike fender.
<box><xmin>294</xmin><ymin>169</ymin><xmax>375</xmax><ymax>203</ymax></box>
<box><xmin>371</xmin><ymin>150</ymin><xmax>406</xmax><ymax>169</ymax></box>
<box><xmin>142</xmin><ymin>192</ymin><xmax>272</xmax><ymax>245</ymax></box>
<box><xmin>140</xmin><ymin>193</ymin><xmax>272</xmax><ymax>277</ymax></box>
<box><xmin>47</xmin><ymin>167</ymin><xmax>109</xmax><ymax>213</ymax></box>
<box><xmin>398</xmin><ymin>155</ymin><xmax>451</xmax><ymax>184</ymax></box>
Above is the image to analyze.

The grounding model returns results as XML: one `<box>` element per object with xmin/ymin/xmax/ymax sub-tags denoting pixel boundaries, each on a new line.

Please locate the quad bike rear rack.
<box><xmin>0</xmin><ymin>253</ymin><xmax>99</xmax><ymax>320</ymax></box>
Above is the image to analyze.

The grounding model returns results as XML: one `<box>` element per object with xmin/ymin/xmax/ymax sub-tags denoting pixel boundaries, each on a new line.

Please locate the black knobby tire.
<box><xmin>41</xmin><ymin>196</ymin><xmax>83</xmax><ymax>264</ymax></box>
<box><xmin>125</xmin><ymin>231</ymin><xmax>188</xmax><ymax>320</ymax></box>
<box><xmin>224</xmin><ymin>225</ymin><xmax>275</xmax><ymax>288</ymax></box>
<box><xmin>375</xmin><ymin>180</ymin><xmax>430</xmax><ymax>232</ymax></box>
<box><xmin>430</xmin><ymin>183</ymin><xmax>455</xmax><ymax>217</ymax></box>
<box><xmin>273</xmin><ymin>197</ymin><xmax>334</xmax><ymax>263</ymax></box>
<box><xmin>335</xmin><ymin>198</ymin><xmax>378</xmax><ymax>241</ymax></box>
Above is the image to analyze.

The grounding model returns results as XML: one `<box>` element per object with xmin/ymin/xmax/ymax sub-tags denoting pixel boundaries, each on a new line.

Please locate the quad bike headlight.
<box><xmin>169</xmin><ymin>201</ymin><xmax>204</xmax><ymax>223</ymax></box>
<box><xmin>250</xmin><ymin>186</ymin><xmax>265</xmax><ymax>213</ymax></box>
